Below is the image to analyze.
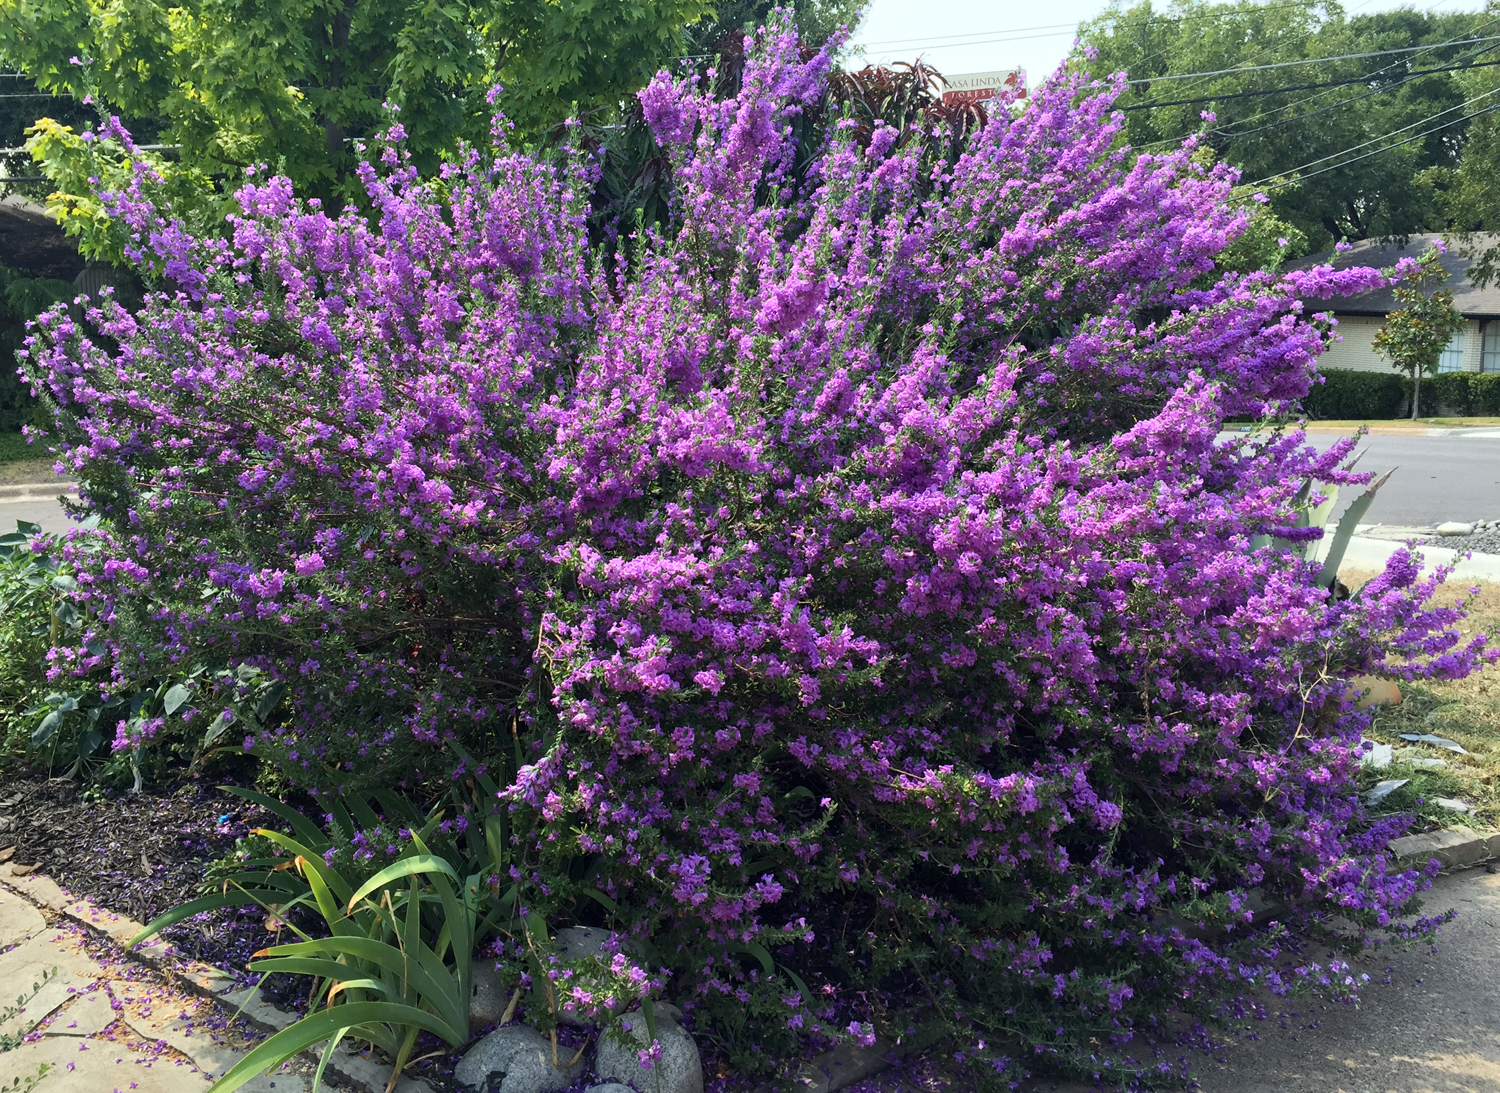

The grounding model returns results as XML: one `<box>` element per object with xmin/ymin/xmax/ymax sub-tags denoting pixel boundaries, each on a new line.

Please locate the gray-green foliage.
<box><xmin>1248</xmin><ymin>462</ymin><xmax>1392</xmax><ymax>590</ymax></box>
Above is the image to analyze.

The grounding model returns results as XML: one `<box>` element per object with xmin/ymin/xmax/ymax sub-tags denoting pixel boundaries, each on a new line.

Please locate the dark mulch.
<box><xmin>0</xmin><ymin>774</ymin><xmax>979</xmax><ymax>1092</ymax></box>
<box><xmin>0</xmin><ymin>775</ymin><xmax>273</xmax><ymax>977</ymax></box>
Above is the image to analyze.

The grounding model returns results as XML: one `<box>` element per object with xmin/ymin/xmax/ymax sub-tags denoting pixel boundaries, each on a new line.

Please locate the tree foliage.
<box><xmin>21</xmin><ymin>20</ymin><xmax>1491</xmax><ymax>1087</ymax></box>
<box><xmin>1074</xmin><ymin>0</ymin><xmax>1492</xmax><ymax>250</ymax></box>
<box><xmin>0</xmin><ymin>0</ymin><xmax>709</xmax><ymax>207</ymax></box>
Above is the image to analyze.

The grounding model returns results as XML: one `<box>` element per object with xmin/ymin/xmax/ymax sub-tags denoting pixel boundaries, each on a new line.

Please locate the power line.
<box><xmin>1124</xmin><ymin>34</ymin><xmax>1500</xmax><ymax>85</ymax></box>
<box><xmin>1257</xmin><ymin>100</ymin><xmax>1500</xmax><ymax>188</ymax></box>
<box><xmin>854</xmin><ymin>2</ymin><xmax>1334</xmax><ymax>52</ymax></box>
<box><xmin>1121</xmin><ymin>56</ymin><xmax>1500</xmax><ymax>110</ymax></box>
<box><xmin>1138</xmin><ymin>17</ymin><xmax>1500</xmax><ymax>147</ymax></box>
<box><xmin>1249</xmin><ymin>84</ymin><xmax>1500</xmax><ymax>178</ymax></box>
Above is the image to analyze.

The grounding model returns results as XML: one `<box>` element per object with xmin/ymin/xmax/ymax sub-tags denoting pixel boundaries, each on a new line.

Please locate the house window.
<box><xmin>1485</xmin><ymin>321</ymin><xmax>1500</xmax><ymax>372</ymax></box>
<box><xmin>1438</xmin><ymin>326</ymin><xmax>1467</xmax><ymax>372</ymax></box>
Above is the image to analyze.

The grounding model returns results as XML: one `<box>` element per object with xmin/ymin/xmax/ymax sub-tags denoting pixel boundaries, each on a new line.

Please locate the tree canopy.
<box><xmin>0</xmin><ymin>0</ymin><xmax>711</xmax><ymax>204</ymax></box>
<box><xmin>1073</xmin><ymin>0</ymin><xmax>1494</xmax><ymax>251</ymax></box>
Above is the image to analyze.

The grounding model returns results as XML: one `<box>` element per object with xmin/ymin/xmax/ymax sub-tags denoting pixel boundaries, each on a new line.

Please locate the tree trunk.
<box><xmin>319</xmin><ymin>1</ymin><xmax>355</xmax><ymax>207</ymax></box>
<box><xmin>1411</xmin><ymin>369</ymin><xmax>1421</xmax><ymax>420</ymax></box>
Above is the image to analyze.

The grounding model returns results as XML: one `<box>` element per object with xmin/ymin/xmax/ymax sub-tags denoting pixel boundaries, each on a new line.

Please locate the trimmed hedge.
<box><xmin>1407</xmin><ymin>370</ymin><xmax>1500</xmax><ymax>416</ymax></box>
<box><xmin>1301</xmin><ymin>369</ymin><xmax>1405</xmax><ymax>419</ymax></box>
<box><xmin>1303</xmin><ymin>368</ymin><xmax>1500</xmax><ymax>419</ymax></box>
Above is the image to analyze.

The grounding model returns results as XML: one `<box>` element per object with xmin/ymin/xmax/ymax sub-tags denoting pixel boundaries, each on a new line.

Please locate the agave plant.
<box><xmin>1250</xmin><ymin>458</ymin><xmax>1395</xmax><ymax>591</ymax></box>
<box><xmin>129</xmin><ymin>787</ymin><xmax>482</xmax><ymax>1093</ymax></box>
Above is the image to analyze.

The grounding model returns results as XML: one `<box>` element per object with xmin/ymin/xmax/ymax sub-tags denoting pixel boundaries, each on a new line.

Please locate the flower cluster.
<box><xmin>22</xmin><ymin>17</ymin><xmax>1490</xmax><ymax>1085</ymax></box>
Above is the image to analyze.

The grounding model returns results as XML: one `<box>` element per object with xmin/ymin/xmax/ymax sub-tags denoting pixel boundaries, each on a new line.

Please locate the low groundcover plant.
<box><xmin>21</xmin><ymin>17</ymin><xmax>1494</xmax><ymax>1087</ymax></box>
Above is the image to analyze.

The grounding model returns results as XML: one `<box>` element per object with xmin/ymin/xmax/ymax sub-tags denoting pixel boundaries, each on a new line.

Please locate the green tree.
<box><xmin>1073</xmin><ymin>0</ymin><xmax>1490</xmax><ymax>251</ymax></box>
<box><xmin>1373</xmin><ymin>246</ymin><xmax>1467</xmax><ymax>419</ymax></box>
<box><xmin>0</xmin><ymin>0</ymin><xmax>709</xmax><ymax>208</ymax></box>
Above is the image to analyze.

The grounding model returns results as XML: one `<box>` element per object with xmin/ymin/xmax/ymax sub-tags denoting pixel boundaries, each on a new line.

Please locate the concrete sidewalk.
<box><xmin>1317</xmin><ymin>533</ymin><xmax>1500</xmax><ymax>583</ymax></box>
<box><xmin>1197</xmin><ymin>866</ymin><xmax>1500</xmax><ymax>1093</ymax></box>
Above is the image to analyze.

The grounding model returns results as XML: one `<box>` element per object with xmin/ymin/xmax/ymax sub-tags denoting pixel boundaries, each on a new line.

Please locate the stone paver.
<box><xmin>39</xmin><ymin>985</ymin><xmax>117</xmax><ymax>1037</ymax></box>
<box><xmin>0</xmin><ymin>872</ymin><xmax>421</xmax><ymax>1092</ymax></box>
<box><xmin>0</xmin><ymin>930</ymin><xmax>107</xmax><ymax>1040</ymax></box>
<box><xmin>0</xmin><ymin>890</ymin><xmax>46</xmax><ymax>948</ymax></box>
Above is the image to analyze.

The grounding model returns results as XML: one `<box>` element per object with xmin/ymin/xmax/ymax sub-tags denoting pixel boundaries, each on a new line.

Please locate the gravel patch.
<box><xmin>1415</xmin><ymin>517</ymin><xmax>1500</xmax><ymax>554</ymax></box>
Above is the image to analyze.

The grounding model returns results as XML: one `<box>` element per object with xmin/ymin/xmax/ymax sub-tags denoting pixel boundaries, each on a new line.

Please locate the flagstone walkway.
<box><xmin>0</xmin><ymin>869</ymin><xmax>307</xmax><ymax>1093</ymax></box>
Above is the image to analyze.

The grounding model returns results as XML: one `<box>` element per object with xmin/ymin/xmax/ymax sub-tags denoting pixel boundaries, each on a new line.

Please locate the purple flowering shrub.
<box><xmin>23</xmin><ymin>19</ymin><xmax>1494</xmax><ymax>1085</ymax></box>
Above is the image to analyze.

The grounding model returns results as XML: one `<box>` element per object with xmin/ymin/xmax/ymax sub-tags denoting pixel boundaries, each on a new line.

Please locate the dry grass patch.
<box><xmin>1343</xmin><ymin>569</ymin><xmax>1500</xmax><ymax>832</ymax></box>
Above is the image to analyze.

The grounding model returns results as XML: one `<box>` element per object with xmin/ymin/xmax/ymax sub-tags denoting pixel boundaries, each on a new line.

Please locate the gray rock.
<box><xmin>555</xmin><ymin>926</ymin><xmax>614</xmax><ymax>961</ymax></box>
<box><xmin>1436</xmin><ymin>521</ymin><xmax>1476</xmax><ymax>536</ymax></box>
<box><xmin>585</xmin><ymin>1086</ymin><xmax>636</xmax><ymax>1093</ymax></box>
<box><xmin>595</xmin><ymin>1001</ymin><xmax>703</xmax><ymax>1093</ymax></box>
<box><xmin>1367</xmin><ymin>778</ymin><xmax>1409</xmax><ymax>805</ymax></box>
<box><xmin>454</xmin><ymin>1025</ymin><xmax>585</xmax><ymax>1093</ymax></box>
<box><xmin>1359</xmin><ymin>740</ymin><xmax>1392</xmax><ymax>769</ymax></box>
<box><xmin>552</xmin><ymin>927</ymin><xmax>632</xmax><ymax>1027</ymax></box>
<box><xmin>1434</xmin><ymin>797</ymin><xmax>1471</xmax><ymax>812</ymax></box>
<box><xmin>471</xmin><ymin>961</ymin><xmax>511</xmax><ymax>1030</ymax></box>
<box><xmin>1409</xmin><ymin>756</ymin><xmax>1449</xmax><ymax>770</ymax></box>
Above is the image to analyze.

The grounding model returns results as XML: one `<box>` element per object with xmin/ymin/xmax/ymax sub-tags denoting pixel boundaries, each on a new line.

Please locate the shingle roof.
<box><xmin>1283</xmin><ymin>232</ymin><xmax>1500</xmax><ymax>319</ymax></box>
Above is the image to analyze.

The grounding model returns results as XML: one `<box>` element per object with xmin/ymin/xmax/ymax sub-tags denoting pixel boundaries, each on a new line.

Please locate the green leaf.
<box><xmin>730</xmin><ymin>941</ymin><xmax>774</xmax><ymax>975</ymax></box>
<box><xmin>345</xmin><ymin>855</ymin><xmax>461</xmax><ymax>913</ymax></box>
<box><xmin>163</xmin><ymin>683</ymin><xmax>190</xmax><ymax>715</ymax></box>
<box><xmin>31</xmin><ymin>710</ymin><xmax>62</xmax><ymax>745</ymax></box>
<box><xmin>779</xmin><ymin>963</ymin><xmax>817</xmax><ymax>1010</ymax></box>
<box><xmin>202</xmin><ymin>1002</ymin><xmax>459</xmax><ymax>1092</ymax></box>
<box><xmin>219</xmin><ymin>786</ymin><xmax>327</xmax><ymax>848</ymax></box>
<box><xmin>203</xmin><ymin>709</ymin><xmax>235</xmax><ymax>748</ymax></box>
<box><xmin>127</xmin><ymin>890</ymin><xmax>288</xmax><ymax>949</ymax></box>
<box><xmin>1316</xmin><ymin>468</ymin><xmax>1394</xmax><ymax>589</ymax></box>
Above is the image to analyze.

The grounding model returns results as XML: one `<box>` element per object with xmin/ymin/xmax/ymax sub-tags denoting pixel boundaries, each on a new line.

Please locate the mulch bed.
<box><xmin>0</xmin><ymin>774</ymin><xmax>968</xmax><ymax>1092</ymax></box>
<box><xmin>0</xmin><ymin>775</ymin><xmax>272</xmax><ymax>977</ymax></box>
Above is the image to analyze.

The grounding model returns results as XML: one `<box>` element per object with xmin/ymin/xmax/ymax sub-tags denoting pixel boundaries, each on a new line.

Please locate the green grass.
<box><xmin>0</xmin><ymin>432</ymin><xmax>33</xmax><ymax>463</ymax></box>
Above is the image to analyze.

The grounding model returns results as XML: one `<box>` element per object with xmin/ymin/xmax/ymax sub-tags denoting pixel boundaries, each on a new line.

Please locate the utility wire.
<box><xmin>1121</xmin><ymin>56</ymin><xmax>1500</xmax><ymax>110</ymax></box>
<box><xmin>1251</xmin><ymin>84</ymin><xmax>1500</xmax><ymax>176</ymax></box>
<box><xmin>1139</xmin><ymin>18</ymin><xmax>1500</xmax><ymax>147</ymax></box>
<box><xmin>1124</xmin><ymin>34</ymin><xmax>1500</xmax><ymax>85</ymax></box>
<box><xmin>1256</xmin><ymin>100</ymin><xmax>1500</xmax><ymax>188</ymax></box>
<box><xmin>856</xmin><ymin>2</ymin><xmax>1336</xmax><ymax>52</ymax></box>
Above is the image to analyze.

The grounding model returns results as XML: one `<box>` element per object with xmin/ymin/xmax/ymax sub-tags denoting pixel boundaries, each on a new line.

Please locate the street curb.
<box><xmin>0</xmin><ymin>483</ymin><xmax>76</xmax><ymax>502</ymax></box>
<box><xmin>1388</xmin><ymin>825</ymin><xmax>1500</xmax><ymax>870</ymax></box>
<box><xmin>0</xmin><ymin>861</ymin><xmax>433</xmax><ymax>1093</ymax></box>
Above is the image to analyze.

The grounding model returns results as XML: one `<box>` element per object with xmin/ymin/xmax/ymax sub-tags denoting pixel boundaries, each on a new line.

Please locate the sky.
<box><xmin>844</xmin><ymin>0</ymin><xmax>1489</xmax><ymax>86</ymax></box>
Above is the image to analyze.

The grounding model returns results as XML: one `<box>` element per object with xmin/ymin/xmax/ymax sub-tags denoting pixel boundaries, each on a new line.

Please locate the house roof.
<box><xmin>1284</xmin><ymin>232</ymin><xmax>1500</xmax><ymax>319</ymax></box>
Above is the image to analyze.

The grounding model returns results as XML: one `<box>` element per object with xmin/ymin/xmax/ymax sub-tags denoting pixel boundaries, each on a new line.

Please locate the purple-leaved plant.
<box><xmin>20</xmin><ymin>16</ymin><xmax>1494</xmax><ymax>1087</ymax></box>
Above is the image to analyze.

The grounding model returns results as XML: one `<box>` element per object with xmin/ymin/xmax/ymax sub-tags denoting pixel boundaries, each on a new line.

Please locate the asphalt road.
<box><xmin>0</xmin><ymin>497</ymin><xmax>72</xmax><ymax>537</ymax></box>
<box><xmin>1298</xmin><ymin>432</ymin><xmax>1500</xmax><ymax>528</ymax></box>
